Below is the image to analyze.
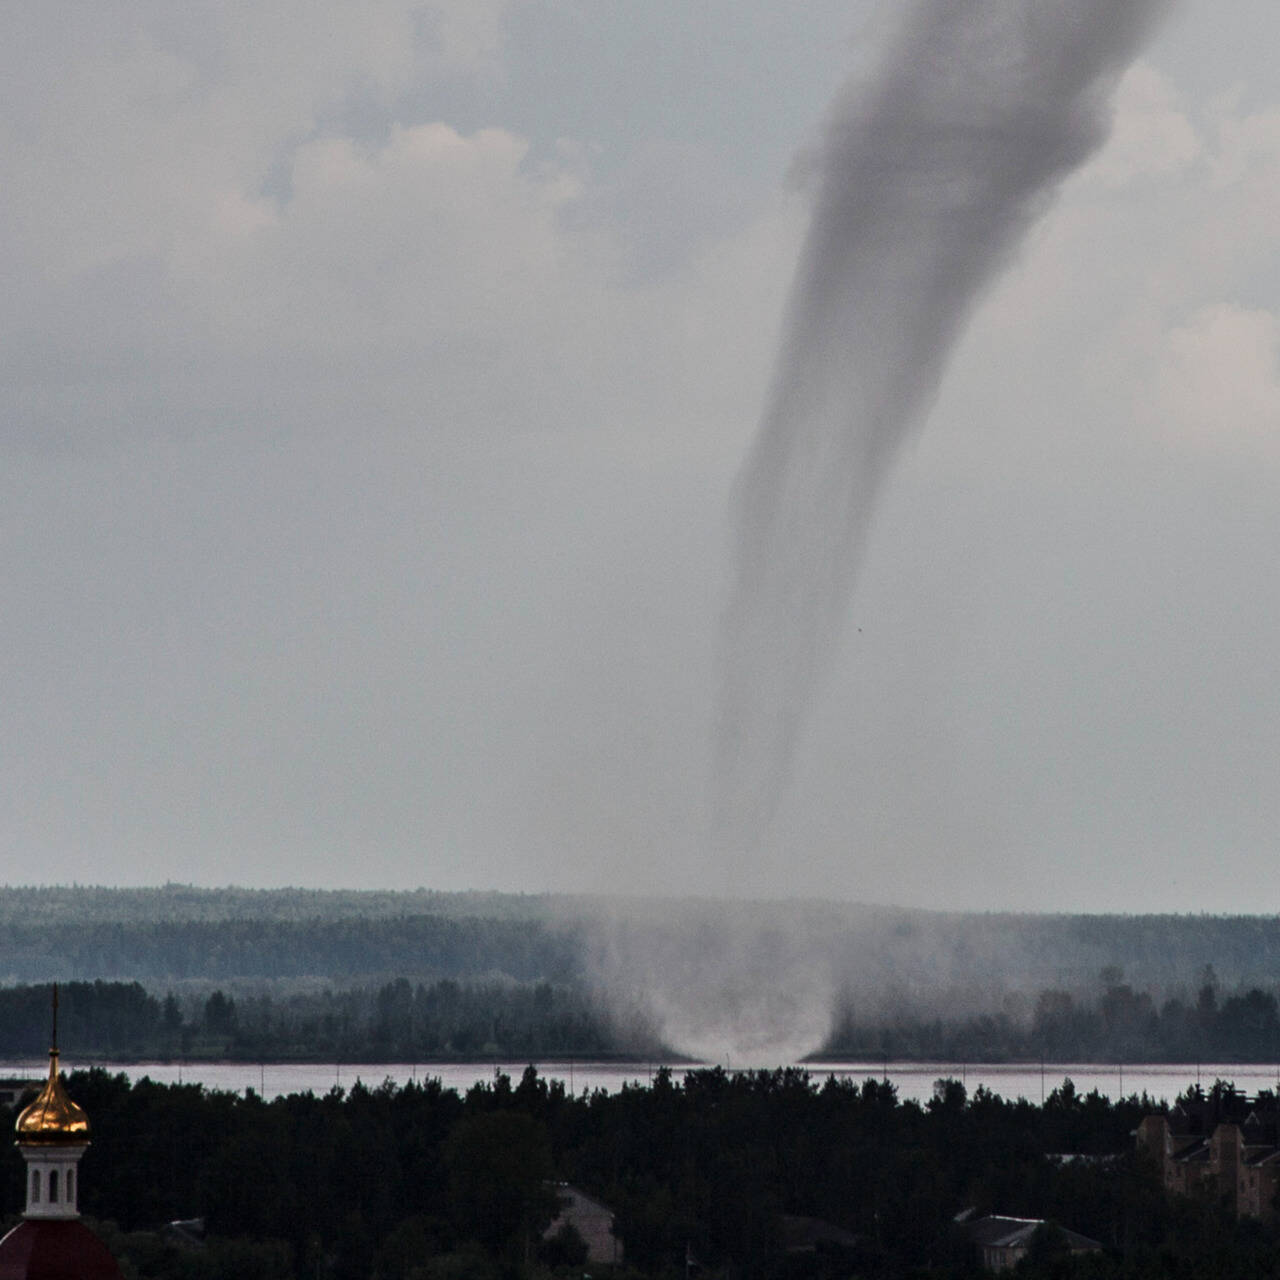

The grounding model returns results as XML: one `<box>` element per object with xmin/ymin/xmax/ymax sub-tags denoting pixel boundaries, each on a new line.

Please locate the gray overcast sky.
<box><xmin>2</xmin><ymin>0</ymin><xmax>1279</xmax><ymax>912</ymax></box>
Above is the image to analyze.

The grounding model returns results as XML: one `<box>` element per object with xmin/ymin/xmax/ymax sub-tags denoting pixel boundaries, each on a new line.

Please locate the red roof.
<box><xmin>0</xmin><ymin>1221</ymin><xmax>123</xmax><ymax>1280</ymax></box>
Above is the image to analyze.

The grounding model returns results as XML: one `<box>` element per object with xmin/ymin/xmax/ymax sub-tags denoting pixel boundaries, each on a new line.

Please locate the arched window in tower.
<box><xmin>30</xmin><ymin>1169</ymin><xmax>40</xmax><ymax>1203</ymax></box>
<box><xmin>48</xmin><ymin>1169</ymin><xmax>59</xmax><ymax>1203</ymax></box>
<box><xmin>67</xmin><ymin>1167</ymin><xmax>75</xmax><ymax>1204</ymax></box>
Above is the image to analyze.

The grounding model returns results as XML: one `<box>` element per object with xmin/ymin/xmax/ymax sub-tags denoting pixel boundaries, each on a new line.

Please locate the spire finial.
<box><xmin>15</xmin><ymin>982</ymin><xmax>89</xmax><ymax>1159</ymax></box>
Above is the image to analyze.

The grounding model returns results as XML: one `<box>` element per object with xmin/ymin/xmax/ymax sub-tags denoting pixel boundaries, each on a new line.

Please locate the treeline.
<box><xmin>0</xmin><ymin>914</ymin><xmax>582</xmax><ymax>984</ymax></box>
<box><xmin>0</xmin><ymin>980</ymin><xmax>665</xmax><ymax>1061</ymax></box>
<box><xmin>1</xmin><ymin>1065</ymin><xmax>1273</xmax><ymax>1280</ymax></box>
<box><xmin>16</xmin><ymin>885</ymin><xmax>1280</xmax><ymax>998</ymax></box>
<box><xmin>0</xmin><ymin>885</ymin><xmax>554</xmax><ymax>927</ymax></box>
<box><xmin>821</xmin><ymin>971</ymin><xmax>1280</xmax><ymax>1063</ymax></box>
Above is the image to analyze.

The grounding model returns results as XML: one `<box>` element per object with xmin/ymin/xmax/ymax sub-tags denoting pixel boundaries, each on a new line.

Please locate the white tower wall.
<box><xmin>20</xmin><ymin>1143</ymin><xmax>87</xmax><ymax>1220</ymax></box>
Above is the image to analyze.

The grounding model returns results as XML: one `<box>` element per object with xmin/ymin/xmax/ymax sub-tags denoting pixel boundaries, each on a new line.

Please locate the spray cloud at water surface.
<box><xmin>716</xmin><ymin>0</ymin><xmax>1171</xmax><ymax>856</ymax></box>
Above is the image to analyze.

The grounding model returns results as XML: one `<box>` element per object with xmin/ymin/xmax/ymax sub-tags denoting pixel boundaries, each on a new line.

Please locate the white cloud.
<box><xmin>177</xmin><ymin>123</ymin><xmax>595</xmax><ymax>346</ymax></box>
<box><xmin>1092</xmin><ymin>62</ymin><xmax>1201</xmax><ymax>186</ymax></box>
<box><xmin>0</xmin><ymin>1</ymin><xmax>514</xmax><ymax>287</ymax></box>
<box><xmin>1209</xmin><ymin>98</ymin><xmax>1280</xmax><ymax>188</ymax></box>
<box><xmin>1154</xmin><ymin>303</ymin><xmax>1280</xmax><ymax>447</ymax></box>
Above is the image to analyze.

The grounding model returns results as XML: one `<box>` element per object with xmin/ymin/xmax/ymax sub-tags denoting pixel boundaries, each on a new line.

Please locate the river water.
<box><xmin>5</xmin><ymin>1059</ymin><xmax>1278</xmax><ymax>1105</ymax></box>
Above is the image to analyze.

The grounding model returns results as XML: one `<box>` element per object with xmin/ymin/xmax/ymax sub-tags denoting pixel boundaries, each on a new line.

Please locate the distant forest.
<box><xmin>0</xmin><ymin>912</ymin><xmax>582</xmax><ymax>984</ymax></box>
<box><xmin>0</xmin><ymin>980</ymin><xmax>665</xmax><ymax>1062</ymax></box>
<box><xmin>819</xmin><ymin>970</ymin><xmax>1280</xmax><ymax>1064</ymax></box>
<box><xmin>10</xmin><ymin>885</ymin><xmax>1280</xmax><ymax>993</ymax></box>
<box><xmin>0</xmin><ymin>884</ymin><xmax>554</xmax><ymax>928</ymax></box>
<box><xmin>7</xmin><ymin>971</ymin><xmax>1280</xmax><ymax>1065</ymax></box>
<box><xmin>11</xmin><ymin>885</ymin><xmax>1280</xmax><ymax>1063</ymax></box>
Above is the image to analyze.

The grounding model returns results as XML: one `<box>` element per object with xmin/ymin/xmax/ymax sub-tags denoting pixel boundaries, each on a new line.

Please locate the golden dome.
<box><xmin>15</xmin><ymin>1051</ymin><xmax>90</xmax><ymax>1147</ymax></box>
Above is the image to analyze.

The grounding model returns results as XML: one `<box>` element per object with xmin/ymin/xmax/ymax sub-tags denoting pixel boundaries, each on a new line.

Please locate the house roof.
<box><xmin>779</xmin><ymin>1215</ymin><xmax>859</xmax><ymax>1252</ymax></box>
<box><xmin>549</xmin><ymin>1186</ymin><xmax>614</xmax><ymax>1220</ymax></box>
<box><xmin>963</xmin><ymin>1216</ymin><xmax>1101</xmax><ymax>1253</ymax></box>
<box><xmin>0</xmin><ymin>1220</ymin><xmax>123</xmax><ymax>1280</ymax></box>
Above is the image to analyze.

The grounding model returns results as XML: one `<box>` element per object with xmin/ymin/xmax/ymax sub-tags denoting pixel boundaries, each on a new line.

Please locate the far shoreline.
<box><xmin>3</xmin><ymin>1052</ymin><xmax>695</xmax><ymax>1070</ymax></box>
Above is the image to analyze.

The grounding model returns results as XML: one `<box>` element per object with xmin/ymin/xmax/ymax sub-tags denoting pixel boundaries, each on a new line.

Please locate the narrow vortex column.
<box><xmin>14</xmin><ymin>1047</ymin><xmax>91</xmax><ymax>1219</ymax></box>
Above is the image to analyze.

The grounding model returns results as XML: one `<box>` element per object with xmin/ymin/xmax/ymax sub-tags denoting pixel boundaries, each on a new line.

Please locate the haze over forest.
<box><xmin>7</xmin><ymin>885</ymin><xmax>1280</xmax><ymax>1063</ymax></box>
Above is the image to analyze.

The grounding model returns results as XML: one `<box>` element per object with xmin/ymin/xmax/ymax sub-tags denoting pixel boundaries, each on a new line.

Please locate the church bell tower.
<box><xmin>0</xmin><ymin>985</ymin><xmax>124</xmax><ymax>1279</ymax></box>
<box><xmin>15</xmin><ymin>996</ymin><xmax>91</xmax><ymax>1219</ymax></box>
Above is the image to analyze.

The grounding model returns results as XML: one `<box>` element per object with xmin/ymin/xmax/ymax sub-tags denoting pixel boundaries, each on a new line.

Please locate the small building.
<box><xmin>960</xmin><ymin>1215</ymin><xmax>1102</xmax><ymax>1272</ymax></box>
<box><xmin>544</xmin><ymin>1184</ymin><xmax>622</xmax><ymax>1266</ymax></box>
<box><xmin>1137</xmin><ymin>1111</ymin><xmax>1280</xmax><ymax>1219</ymax></box>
